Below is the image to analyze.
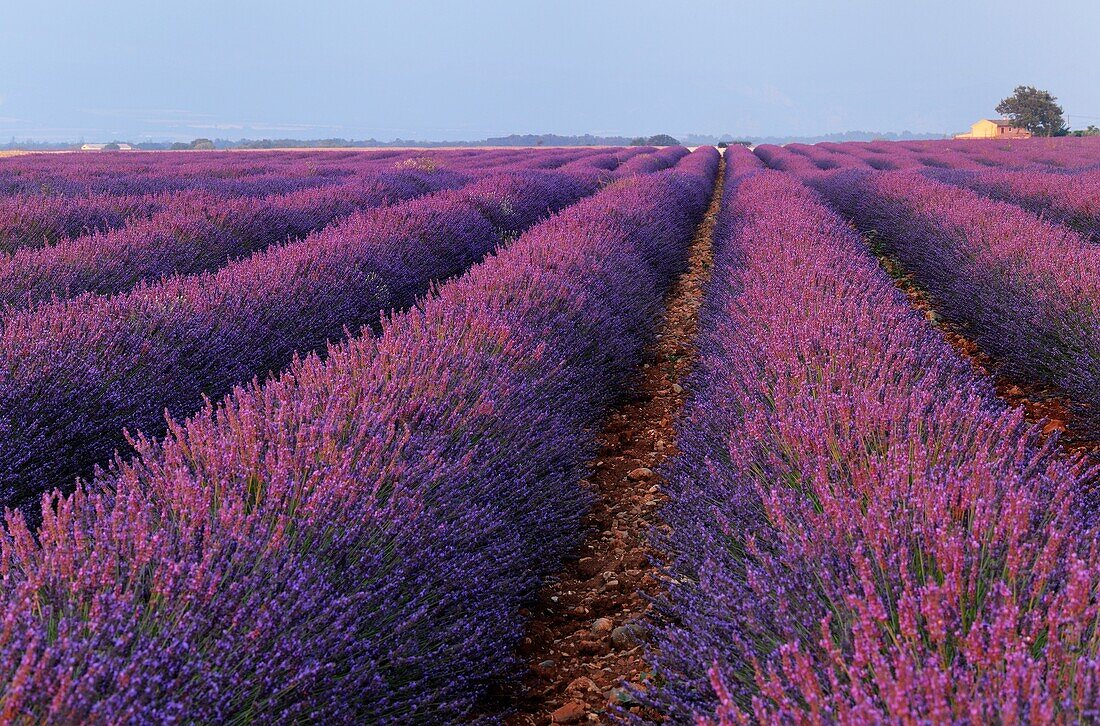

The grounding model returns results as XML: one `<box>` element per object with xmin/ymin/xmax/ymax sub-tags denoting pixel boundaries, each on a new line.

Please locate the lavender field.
<box><xmin>2</xmin><ymin>138</ymin><xmax>1100</xmax><ymax>723</ymax></box>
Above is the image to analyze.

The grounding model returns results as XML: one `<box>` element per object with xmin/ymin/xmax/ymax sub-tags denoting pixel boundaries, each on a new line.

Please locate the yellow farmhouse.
<box><xmin>954</xmin><ymin>119</ymin><xmax>1032</xmax><ymax>139</ymax></box>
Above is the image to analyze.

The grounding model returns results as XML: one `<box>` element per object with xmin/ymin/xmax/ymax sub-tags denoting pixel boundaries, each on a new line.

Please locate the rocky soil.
<box><xmin>499</xmin><ymin>160</ymin><xmax>725</xmax><ymax>724</ymax></box>
<box><xmin>875</xmin><ymin>249</ymin><xmax>1087</xmax><ymax>451</ymax></box>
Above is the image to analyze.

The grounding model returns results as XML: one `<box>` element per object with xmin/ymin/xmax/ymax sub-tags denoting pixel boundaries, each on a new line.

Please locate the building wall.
<box><xmin>970</xmin><ymin>119</ymin><xmax>999</xmax><ymax>138</ymax></box>
<box><xmin>955</xmin><ymin>119</ymin><xmax>1032</xmax><ymax>140</ymax></box>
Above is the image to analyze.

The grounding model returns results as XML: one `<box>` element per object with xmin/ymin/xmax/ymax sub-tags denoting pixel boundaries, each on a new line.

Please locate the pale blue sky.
<box><xmin>1</xmin><ymin>0</ymin><xmax>1097</xmax><ymax>141</ymax></box>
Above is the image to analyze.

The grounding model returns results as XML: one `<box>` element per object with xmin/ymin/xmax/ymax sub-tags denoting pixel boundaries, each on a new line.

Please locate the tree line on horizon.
<box><xmin>5</xmin><ymin>92</ymin><xmax>1100</xmax><ymax>152</ymax></box>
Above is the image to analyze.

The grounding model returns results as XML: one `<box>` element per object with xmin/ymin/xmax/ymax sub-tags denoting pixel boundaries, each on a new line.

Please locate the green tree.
<box><xmin>995</xmin><ymin>86</ymin><xmax>1068</xmax><ymax>137</ymax></box>
<box><xmin>190</xmin><ymin>138</ymin><xmax>215</xmax><ymax>150</ymax></box>
<box><xmin>646</xmin><ymin>134</ymin><xmax>680</xmax><ymax>146</ymax></box>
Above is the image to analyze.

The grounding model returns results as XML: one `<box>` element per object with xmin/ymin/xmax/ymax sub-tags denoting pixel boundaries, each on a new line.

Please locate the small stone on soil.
<box><xmin>611</xmin><ymin>623</ymin><xmax>647</xmax><ymax>650</ymax></box>
<box><xmin>608</xmin><ymin>686</ymin><xmax>640</xmax><ymax>706</ymax></box>
<box><xmin>566</xmin><ymin>676</ymin><xmax>601</xmax><ymax>695</ymax></box>
<box><xmin>576</xmin><ymin>640</ymin><xmax>602</xmax><ymax>655</ymax></box>
<box><xmin>551</xmin><ymin>701</ymin><xmax>588</xmax><ymax>724</ymax></box>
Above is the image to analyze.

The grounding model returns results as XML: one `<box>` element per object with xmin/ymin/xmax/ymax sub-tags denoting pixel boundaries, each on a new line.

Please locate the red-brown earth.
<box><xmin>496</xmin><ymin>159</ymin><xmax>725</xmax><ymax>725</ymax></box>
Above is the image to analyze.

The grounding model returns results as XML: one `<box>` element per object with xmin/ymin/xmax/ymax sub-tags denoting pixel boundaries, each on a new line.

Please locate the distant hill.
<box><xmin>214</xmin><ymin>131</ymin><xmax>949</xmax><ymax>148</ymax></box>
<box><xmin>216</xmin><ymin>134</ymin><xmax>643</xmax><ymax>148</ymax></box>
<box><xmin>482</xmin><ymin>133</ymin><xmax>635</xmax><ymax>146</ymax></box>
<box><xmin>2</xmin><ymin>130</ymin><xmax>949</xmax><ymax>152</ymax></box>
<box><xmin>744</xmin><ymin>130</ymin><xmax>947</xmax><ymax>145</ymax></box>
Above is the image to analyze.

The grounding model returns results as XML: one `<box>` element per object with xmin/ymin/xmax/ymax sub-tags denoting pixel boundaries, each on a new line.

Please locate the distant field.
<box><xmin>3</xmin><ymin>137</ymin><xmax>1100</xmax><ymax>722</ymax></box>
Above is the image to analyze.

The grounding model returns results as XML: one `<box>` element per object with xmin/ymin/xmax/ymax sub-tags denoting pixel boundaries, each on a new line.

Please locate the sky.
<box><xmin>1</xmin><ymin>0</ymin><xmax>1098</xmax><ymax>142</ymax></box>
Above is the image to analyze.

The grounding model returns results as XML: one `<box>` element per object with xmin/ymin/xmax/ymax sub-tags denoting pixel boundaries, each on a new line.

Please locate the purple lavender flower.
<box><xmin>0</xmin><ymin>147</ymin><xmax>717</xmax><ymax>722</ymax></box>
<box><xmin>650</xmin><ymin>165</ymin><xmax>1100</xmax><ymax>724</ymax></box>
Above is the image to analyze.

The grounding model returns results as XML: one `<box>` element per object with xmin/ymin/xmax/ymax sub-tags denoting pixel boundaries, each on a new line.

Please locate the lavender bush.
<box><xmin>815</xmin><ymin>169</ymin><xmax>1100</xmax><ymax>437</ymax></box>
<box><xmin>0</xmin><ymin>192</ymin><xmax>167</xmax><ymax>253</ymax></box>
<box><xmin>928</xmin><ymin>167</ymin><xmax>1100</xmax><ymax>242</ymax></box>
<box><xmin>650</xmin><ymin>169</ymin><xmax>1100</xmax><ymax>723</ymax></box>
<box><xmin>0</xmin><ymin>167</ymin><xmax>603</xmax><ymax>512</ymax></box>
<box><xmin>0</xmin><ymin>170</ymin><xmax>470</xmax><ymax>310</ymax></box>
<box><xmin>0</xmin><ymin>147</ymin><xmax>717</xmax><ymax>722</ymax></box>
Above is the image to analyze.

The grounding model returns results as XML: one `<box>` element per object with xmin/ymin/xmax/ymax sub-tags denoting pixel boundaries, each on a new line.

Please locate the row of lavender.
<box><xmin>0</xmin><ymin>146</ymin><xmax>684</xmax><ymax>514</ymax></box>
<box><xmin>0</xmin><ymin>151</ymin><xmax>405</xmax><ymax>199</ymax></box>
<box><xmin>815</xmin><ymin>136</ymin><xmax>1100</xmax><ymax>172</ymax></box>
<box><xmin>813</xmin><ymin>169</ymin><xmax>1100</xmax><ymax>438</ymax></box>
<box><xmin>0</xmin><ymin>146</ymin><xmax>614</xmax><ymax>198</ymax></box>
<box><xmin>758</xmin><ymin>137</ymin><xmax>1100</xmax><ymax>176</ymax></box>
<box><xmin>756</xmin><ymin>140</ymin><xmax>1100</xmax><ymax>239</ymax></box>
<box><xmin>649</xmin><ymin>164</ymin><xmax>1100</xmax><ymax>722</ymax></box>
<box><xmin>0</xmin><ymin>143</ymin><xmax>620</xmax><ymax>254</ymax></box>
<box><xmin>0</xmin><ymin>170</ymin><xmax>466</xmax><ymax>308</ymax></box>
<box><xmin>0</xmin><ymin>144</ymin><xmax>665</xmax><ymax>311</ymax></box>
<box><xmin>789</xmin><ymin>140</ymin><xmax>1100</xmax><ymax>239</ymax></box>
<box><xmin>0</xmin><ymin>147</ymin><xmax>718</xmax><ymax>721</ymax></box>
<box><xmin>0</xmin><ymin>146</ymin><xmax>672</xmax><ymax>302</ymax></box>
<box><xmin>749</xmin><ymin>138</ymin><xmax>1100</xmax><ymax>439</ymax></box>
<box><xmin>0</xmin><ymin>144</ymin><xmax>668</xmax><ymax>512</ymax></box>
<box><xmin>923</xmin><ymin>167</ymin><xmax>1100</xmax><ymax>242</ymax></box>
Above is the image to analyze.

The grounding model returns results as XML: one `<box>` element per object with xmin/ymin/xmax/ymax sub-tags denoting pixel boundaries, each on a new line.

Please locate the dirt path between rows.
<box><xmin>870</xmin><ymin>242</ymin><xmax>1095</xmax><ymax>458</ymax></box>
<box><xmin>497</xmin><ymin>158</ymin><xmax>724</xmax><ymax>725</ymax></box>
